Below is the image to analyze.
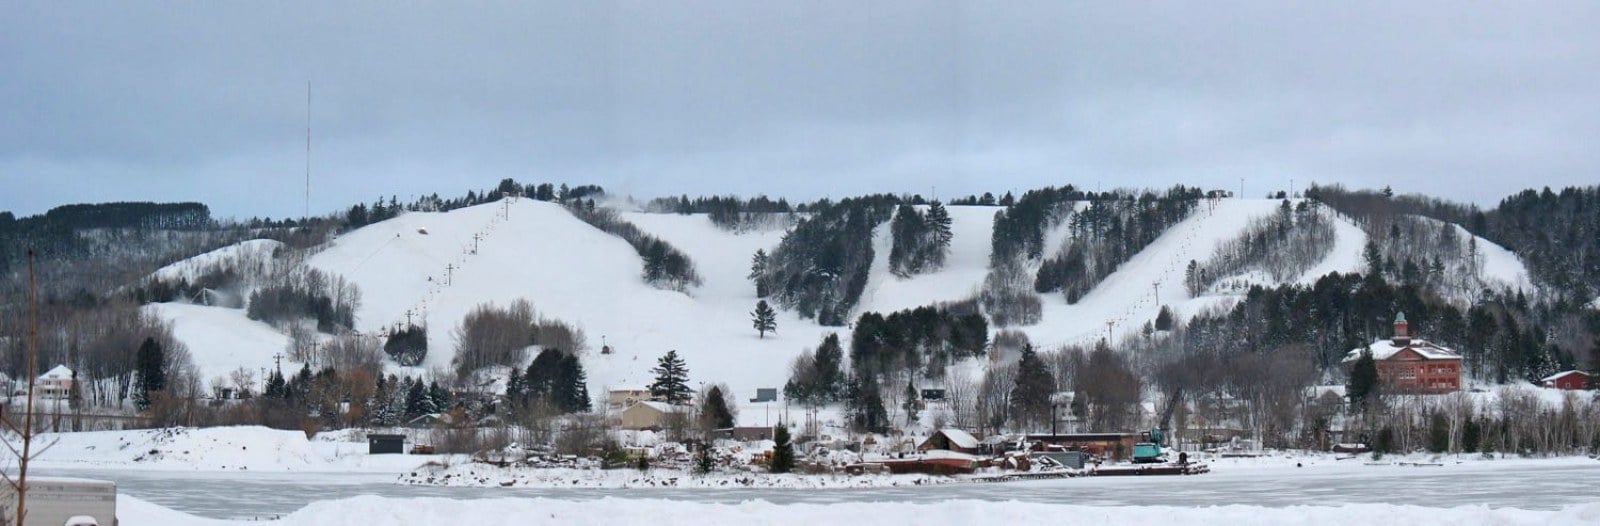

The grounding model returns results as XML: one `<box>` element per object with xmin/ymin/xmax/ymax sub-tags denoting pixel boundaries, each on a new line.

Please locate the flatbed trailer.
<box><xmin>1091</xmin><ymin>463</ymin><xmax>1210</xmax><ymax>476</ymax></box>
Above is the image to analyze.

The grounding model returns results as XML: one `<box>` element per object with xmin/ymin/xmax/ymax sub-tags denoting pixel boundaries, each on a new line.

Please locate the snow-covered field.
<box><xmin>119</xmin><ymin>494</ymin><xmax>1600</xmax><ymax>526</ymax></box>
<box><xmin>32</xmin><ymin>426</ymin><xmax>440</xmax><ymax>473</ymax></box>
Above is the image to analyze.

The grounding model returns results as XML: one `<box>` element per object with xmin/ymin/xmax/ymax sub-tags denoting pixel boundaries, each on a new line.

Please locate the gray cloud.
<box><xmin>3</xmin><ymin>1</ymin><xmax>1596</xmax><ymax>218</ymax></box>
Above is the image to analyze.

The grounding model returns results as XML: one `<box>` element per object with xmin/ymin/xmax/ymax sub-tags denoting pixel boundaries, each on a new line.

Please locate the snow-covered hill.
<box><xmin>140</xmin><ymin>197</ymin><xmax>1542</xmax><ymax>403</ymax></box>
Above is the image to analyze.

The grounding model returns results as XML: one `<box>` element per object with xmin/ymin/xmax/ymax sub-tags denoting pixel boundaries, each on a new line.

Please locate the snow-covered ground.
<box><xmin>150</xmin><ymin>239</ymin><xmax>282</xmax><ymax>283</ymax></box>
<box><xmin>141</xmin><ymin>303</ymin><xmax>295</xmax><ymax>382</ymax></box>
<box><xmin>119</xmin><ymin>494</ymin><xmax>1600</xmax><ymax>526</ymax></box>
<box><xmin>31</xmin><ymin>426</ymin><xmax>439</xmax><ymax>473</ymax></box>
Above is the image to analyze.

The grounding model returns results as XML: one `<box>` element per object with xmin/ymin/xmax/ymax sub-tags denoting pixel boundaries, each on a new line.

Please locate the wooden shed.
<box><xmin>919</xmin><ymin>429</ymin><xmax>980</xmax><ymax>454</ymax></box>
<box><xmin>368</xmin><ymin>433</ymin><xmax>406</xmax><ymax>454</ymax></box>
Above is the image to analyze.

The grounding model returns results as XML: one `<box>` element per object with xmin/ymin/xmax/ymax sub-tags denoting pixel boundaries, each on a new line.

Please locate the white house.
<box><xmin>34</xmin><ymin>365</ymin><xmax>74</xmax><ymax>399</ymax></box>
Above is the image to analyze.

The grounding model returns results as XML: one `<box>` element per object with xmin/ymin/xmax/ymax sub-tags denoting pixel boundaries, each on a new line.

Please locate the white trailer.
<box><xmin>0</xmin><ymin>477</ymin><xmax>117</xmax><ymax>526</ymax></box>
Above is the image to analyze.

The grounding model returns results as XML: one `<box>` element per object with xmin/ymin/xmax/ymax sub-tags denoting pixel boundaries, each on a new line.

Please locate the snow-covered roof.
<box><xmin>628</xmin><ymin>401</ymin><xmax>676</xmax><ymax>413</ymax></box>
<box><xmin>929</xmin><ymin>429</ymin><xmax>979</xmax><ymax>449</ymax></box>
<box><xmin>39</xmin><ymin>364</ymin><xmax>73</xmax><ymax>380</ymax></box>
<box><xmin>1343</xmin><ymin>338</ymin><xmax>1461</xmax><ymax>363</ymax></box>
<box><xmin>1541</xmin><ymin>370</ymin><xmax>1591</xmax><ymax>383</ymax></box>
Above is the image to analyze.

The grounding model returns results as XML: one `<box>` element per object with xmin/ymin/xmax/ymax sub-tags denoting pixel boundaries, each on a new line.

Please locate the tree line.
<box><xmin>564</xmin><ymin>203</ymin><xmax>703</xmax><ymax>291</ymax></box>
<box><xmin>759</xmin><ymin>194</ymin><xmax>898</xmax><ymax>325</ymax></box>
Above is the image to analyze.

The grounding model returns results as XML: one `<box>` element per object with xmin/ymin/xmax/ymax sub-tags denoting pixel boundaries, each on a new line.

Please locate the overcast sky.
<box><xmin>3</xmin><ymin>2</ymin><xmax>1597</xmax><ymax>219</ymax></box>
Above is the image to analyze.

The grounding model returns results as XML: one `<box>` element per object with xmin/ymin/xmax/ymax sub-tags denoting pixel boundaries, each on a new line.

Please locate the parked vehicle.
<box><xmin>0</xmin><ymin>477</ymin><xmax>117</xmax><ymax>526</ymax></box>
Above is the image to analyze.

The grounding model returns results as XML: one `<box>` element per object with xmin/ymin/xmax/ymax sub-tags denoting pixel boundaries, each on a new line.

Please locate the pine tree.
<box><xmin>769</xmin><ymin>425</ymin><xmax>796</xmax><ymax>474</ymax></box>
<box><xmin>649</xmin><ymin>350</ymin><xmax>693</xmax><ymax>404</ymax></box>
<box><xmin>1009</xmin><ymin>345</ymin><xmax>1056</xmax><ymax>430</ymax></box>
<box><xmin>404</xmin><ymin>378</ymin><xmax>429</xmax><ymax>420</ymax></box>
<box><xmin>428</xmin><ymin>381</ymin><xmax>451</xmax><ymax>413</ymax></box>
<box><xmin>1154</xmin><ymin>305</ymin><xmax>1174</xmax><ymax>331</ymax></box>
<box><xmin>1347</xmin><ymin>350</ymin><xmax>1380</xmax><ymax>412</ymax></box>
<box><xmin>811</xmin><ymin>334</ymin><xmax>845</xmax><ymax>402</ymax></box>
<box><xmin>926</xmin><ymin>201</ymin><xmax>953</xmax><ymax>269</ymax></box>
<box><xmin>749</xmin><ymin>249</ymin><xmax>770</xmax><ymax>298</ymax></box>
<box><xmin>554</xmin><ymin>354</ymin><xmax>591</xmax><ymax>413</ymax></box>
<box><xmin>752</xmin><ymin>300</ymin><xmax>777</xmax><ymax>338</ymax></box>
<box><xmin>134</xmin><ymin>337</ymin><xmax>167</xmax><ymax>411</ymax></box>
<box><xmin>903</xmin><ymin>378</ymin><xmax>919</xmax><ymax>426</ymax></box>
<box><xmin>695</xmin><ymin>445</ymin><xmax>715</xmax><ymax>475</ymax></box>
<box><xmin>700</xmin><ymin>385</ymin><xmax>735</xmax><ymax>430</ymax></box>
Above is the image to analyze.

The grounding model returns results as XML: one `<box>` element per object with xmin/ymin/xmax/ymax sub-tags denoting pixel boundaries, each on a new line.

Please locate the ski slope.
<box><xmin>302</xmin><ymin>199</ymin><xmax>836</xmax><ymax>399</ymax></box>
<box><xmin>853</xmin><ymin>205</ymin><xmax>999</xmax><ymax>314</ymax></box>
<box><xmin>1022</xmin><ymin>198</ymin><xmax>1287</xmax><ymax>348</ymax></box>
<box><xmin>151</xmin><ymin>239</ymin><xmax>282</xmax><ymax>282</ymax></box>
<box><xmin>142</xmin><ymin>196</ymin><xmax>1543</xmax><ymax>405</ymax></box>
<box><xmin>142</xmin><ymin>302</ymin><xmax>294</xmax><ymax>382</ymax></box>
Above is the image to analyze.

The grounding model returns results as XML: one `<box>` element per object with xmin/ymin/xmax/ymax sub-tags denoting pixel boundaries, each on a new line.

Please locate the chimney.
<box><xmin>1392</xmin><ymin>312</ymin><xmax>1411</xmax><ymax>346</ymax></box>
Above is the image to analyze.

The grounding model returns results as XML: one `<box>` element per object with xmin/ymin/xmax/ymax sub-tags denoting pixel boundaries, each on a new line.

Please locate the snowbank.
<box><xmin>399</xmin><ymin>463</ymin><xmax>951</xmax><ymax>489</ymax></box>
<box><xmin>33</xmin><ymin>426</ymin><xmax>431</xmax><ymax>473</ymax></box>
<box><xmin>121</xmin><ymin>494</ymin><xmax>1600</xmax><ymax>526</ymax></box>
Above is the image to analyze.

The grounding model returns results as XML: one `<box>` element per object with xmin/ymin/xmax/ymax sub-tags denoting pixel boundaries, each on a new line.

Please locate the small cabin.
<box><xmin>368</xmin><ymin>434</ymin><xmax>406</xmax><ymax>454</ymax></box>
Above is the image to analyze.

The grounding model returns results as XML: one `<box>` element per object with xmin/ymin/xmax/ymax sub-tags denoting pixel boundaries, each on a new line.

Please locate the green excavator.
<box><xmin>1132</xmin><ymin>428</ymin><xmax>1167</xmax><ymax>463</ymax></box>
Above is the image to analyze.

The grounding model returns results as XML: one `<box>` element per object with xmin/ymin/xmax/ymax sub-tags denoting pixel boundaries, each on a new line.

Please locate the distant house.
<box><xmin>918</xmin><ymin>428</ymin><xmax>980</xmax><ymax>454</ymax></box>
<box><xmin>1541</xmin><ymin>370</ymin><xmax>1592</xmax><ymax>390</ymax></box>
<box><xmin>607</xmin><ymin>387</ymin><xmax>653</xmax><ymax>411</ymax></box>
<box><xmin>34</xmin><ymin>365</ymin><xmax>74</xmax><ymax>399</ymax></box>
<box><xmin>406</xmin><ymin>413</ymin><xmax>455</xmax><ymax>429</ymax></box>
<box><xmin>620</xmin><ymin>401</ymin><xmax>679</xmax><ymax>430</ymax></box>
<box><xmin>714</xmin><ymin>426</ymin><xmax>776</xmax><ymax>442</ymax></box>
<box><xmin>1342</xmin><ymin>313</ymin><xmax>1462</xmax><ymax>394</ymax></box>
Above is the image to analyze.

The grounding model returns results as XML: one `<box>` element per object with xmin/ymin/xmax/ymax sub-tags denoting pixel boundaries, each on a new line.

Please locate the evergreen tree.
<box><xmin>811</xmin><ymin>334</ymin><xmax>846</xmax><ymax>402</ymax></box>
<box><xmin>903</xmin><ymin>378</ymin><xmax>919</xmax><ymax>426</ymax></box>
<box><xmin>133</xmin><ymin>337</ymin><xmax>167</xmax><ymax>411</ymax></box>
<box><xmin>846</xmin><ymin>376</ymin><xmax>889</xmax><ymax>434</ymax></box>
<box><xmin>404</xmin><ymin>378</ymin><xmax>429</xmax><ymax>420</ymax></box>
<box><xmin>525</xmin><ymin>348</ymin><xmax>565</xmax><ymax>402</ymax></box>
<box><xmin>505</xmin><ymin>367</ymin><xmax>526</xmax><ymax>403</ymax></box>
<box><xmin>1347</xmin><ymin>350</ymin><xmax>1380</xmax><ymax>412</ymax></box>
<box><xmin>1154</xmin><ymin>305</ymin><xmax>1174</xmax><ymax>331</ymax></box>
<box><xmin>769</xmin><ymin>425</ymin><xmax>796</xmax><ymax>474</ymax></box>
<box><xmin>752</xmin><ymin>300</ymin><xmax>777</xmax><ymax>338</ymax></box>
<box><xmin>749</xmin><ymin>249</ymin><xmax>770</xmax><ymax>298</ymax></box>
<box><xmin>926</xmin><ymin>201</ymin><xmax>953</xmax><ymax>268</ymax></box>
<box><xmin>554</xmin><ymin>354</ymin><xmax>591</xmax><ymax>413</ymax></box>
<box><xmin>700</xmin><ymin>385</ymin><xmax>735</xmax><ymax>430</ymax></box>
<box><xmin>1009</xmin><ymin>345</ymin><xmax>1056</xmax><ymax>430</ymax></box>
<box><xmin>695</xmin><ymin>444</ymin><xmax>715</xmax><ymax>475</ymax></box>
<box><xmin>649</xmin><ymin>350</ymin><xmax>693</xmax><ymax>404</ymax></box>
<box><xmin>428</xmin><ymin>381</ymin><xmax>451</xmax><ymax>413</ymax></box>
<box><xmin>264</xmin><ymin>366</ymin><xmax>287</xmax><ymax>399</ymax></box>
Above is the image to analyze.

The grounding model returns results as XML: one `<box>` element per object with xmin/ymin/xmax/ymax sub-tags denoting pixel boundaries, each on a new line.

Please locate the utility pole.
<box><xmin>305</xmin><ymin>82</ymin><xmax>311</xmax><ymax>220</ymax></box>
<box><xmin>472</xmin><ymin>234</ymin><xmax>481</xmax><ymax>254</ymax></box>
<box><xmin>445</xmin><ymin>264</ymin><xmax>455</xmax><ymax>286</ymax></box>
<box><xmin>1105</xmin><ymin>320</ymin><xmax>1115</xmax><ymax>344</ymax></box>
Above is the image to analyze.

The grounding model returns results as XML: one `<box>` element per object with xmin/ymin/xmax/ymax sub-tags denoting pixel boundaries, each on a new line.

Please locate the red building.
<box><xmin>1540</xmin><ymin>370</ymin><xmax>1592</xmax><ymax>390</ymax></box>
<box><xmin>1343</xmin><ymin>313</ymin><xmax>1462</xmax><ymax>394</ymax></box>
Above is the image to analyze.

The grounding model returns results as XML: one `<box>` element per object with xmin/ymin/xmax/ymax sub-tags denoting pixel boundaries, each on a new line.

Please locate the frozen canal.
<box><xmin>41</xmin><ymin>459</ymin><xmax>1600</xmax><ymax>519</ymax></box>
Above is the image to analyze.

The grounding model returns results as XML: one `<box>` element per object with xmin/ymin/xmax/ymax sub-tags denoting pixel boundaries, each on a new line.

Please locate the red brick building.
<box><xmin>1540</xmin><ymin>370</ymin><xmax>1592</xmax><ymax>390</ymax></box>
<box><xmin>1343</xmin><ymin>313</ymin><xmax>1462</xmax><ymax>394</ymax></box>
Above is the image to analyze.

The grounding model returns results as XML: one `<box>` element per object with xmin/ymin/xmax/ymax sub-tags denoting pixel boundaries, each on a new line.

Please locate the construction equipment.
<box><xmin>1132</xmin><ymin>428</ymin><xmax>1166</xmax><ymax>463</ymax></box>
